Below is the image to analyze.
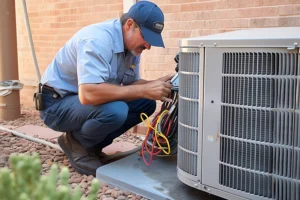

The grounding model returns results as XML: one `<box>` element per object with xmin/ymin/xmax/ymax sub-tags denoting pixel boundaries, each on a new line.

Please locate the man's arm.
<box><xmin>79</xmin><ymin>80</ymin><xmax>172</xmax><ymax>105</ymax></box>
<box><xmin>131</xmin><ymin>79</ymin><xmax>149</xmax><ymax>85</ymax></box>
<box><xmin>79</xmin><ymin>83</ymin><xmax>144</xmax><ymax>105</ymax></box>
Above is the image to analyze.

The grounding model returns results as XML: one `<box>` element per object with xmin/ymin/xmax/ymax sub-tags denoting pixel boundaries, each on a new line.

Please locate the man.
<box><xmin>38</xmin><ymin>1</ymin><xmax>173</xmax><ymax>176</ymax></box>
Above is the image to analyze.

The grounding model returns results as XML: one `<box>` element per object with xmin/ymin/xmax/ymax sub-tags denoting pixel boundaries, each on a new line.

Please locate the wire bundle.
<box><xmin>140</xmin><ymin>90</ymin><xmax>178</xmax><ymax>166</ymax></box>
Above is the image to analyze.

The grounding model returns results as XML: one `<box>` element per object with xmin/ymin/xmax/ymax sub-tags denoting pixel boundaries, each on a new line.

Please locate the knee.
<box><xmin>101</xmin><ymin>101</ymin><xmax>128</xmax><ymax>127</ymax></box>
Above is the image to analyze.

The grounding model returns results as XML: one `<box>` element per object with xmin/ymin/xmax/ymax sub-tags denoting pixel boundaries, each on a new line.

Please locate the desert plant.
<box><xmin>0</xmin><ymin>153</ymin><xmax>100</xmax><ymax>200</ymax></box>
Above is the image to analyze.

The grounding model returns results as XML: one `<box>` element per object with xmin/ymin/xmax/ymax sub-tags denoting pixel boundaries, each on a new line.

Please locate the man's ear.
<box><xmin>125</xmin><ymin>18</ymin><xmax>135</xmax><ymax>30</ymax></box>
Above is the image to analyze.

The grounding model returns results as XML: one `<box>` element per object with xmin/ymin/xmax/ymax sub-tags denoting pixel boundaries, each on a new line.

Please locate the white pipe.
<box><xmin>0</xmin><ymin>125</ymin><xmax>63</xmax><ymax>152</ymax></box>
<box><xmin>123</xmin><ymin>0</ymin><xmax>136</xmax><ymax>13</ymax></box>
<box><xmin>22</xmin><ymin>0</ymin><xmax>41</xmax><ymax>81</ymax></box>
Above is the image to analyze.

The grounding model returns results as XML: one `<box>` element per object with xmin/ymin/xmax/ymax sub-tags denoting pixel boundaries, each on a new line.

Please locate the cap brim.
<box><xmin>141</xmin><ymin>26</ymin><xmax>165</xmax><ymax>48</ymax></box>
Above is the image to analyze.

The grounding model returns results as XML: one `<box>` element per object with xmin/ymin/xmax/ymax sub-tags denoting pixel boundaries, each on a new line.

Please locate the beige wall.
<box><xmin>16</xmin><ymin>0</ymin><xmax>123</xmax><ymax>105</ymax></box>
<box><xmin>15</xmin><ymin>0</ymin><xmax>300</xmax><ymax>132</ymax></box>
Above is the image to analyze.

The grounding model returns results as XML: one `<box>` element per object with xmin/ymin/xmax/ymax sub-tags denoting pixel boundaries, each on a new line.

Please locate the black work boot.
<box><xmin>58</xmin><ymin>132</ymin><xmax>102</xmax><ymax>176</ymax></box>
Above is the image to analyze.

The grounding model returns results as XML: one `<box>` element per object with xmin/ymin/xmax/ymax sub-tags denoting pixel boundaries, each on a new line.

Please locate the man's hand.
<box><xmin>157</xmin><ymin>73</ymin><xmax>176</xmax><ymax>82</ymax></box>
<box><xmin>143</xmin><ymin>80</ymin><xmax>173</xmax><ymax>102</ymax></box>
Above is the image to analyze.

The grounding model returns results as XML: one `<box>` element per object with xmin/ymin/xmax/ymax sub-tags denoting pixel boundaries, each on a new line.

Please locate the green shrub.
<box><xmin>0</xmin><ymin>153</ymin><xmax>100</xmax><ymax>200</ymax></box>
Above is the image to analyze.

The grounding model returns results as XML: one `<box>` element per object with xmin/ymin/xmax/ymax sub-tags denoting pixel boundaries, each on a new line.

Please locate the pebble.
<box><xmin>104</xmin><ymin>189</ymin><xmax>113</xmax><ymax>194</ymax></box>
<box><xmin>42</xmin><ymin>163</ymin><xmax>49</xmax><ymax>168</ymax></box>
<box><xmin>102</xmin><ymin>186</ymin><xmax>110</xmax><ymax>193</ymax></box>
<box><xmin>112</xmin><ymin>191</ymin><xmax>123</xmax><ymax>198</ymax></box>
<box><xmin>81</xmin><ymin>182</ymin><xmax>88</xmax><ymax>189</ymax></box>
<box><xmin>30</xmin><ymin>148</ymin><xmax>37</xmax><ymax>152</ymax></box>
<box><xmin>3</xmin><ymin>143</ymin><xmax>10</xmax><ymax>147</ymax></box>
<box><xmin>20</xmin><ymin>148</ymin><xmax>29</xmax><ymax>153</ymax></box>
<box><xmin>2</xmin><ymin>137</ymin><xmax>9</xmax><ymax>141</ymax></box>
<box><xmin>54</xmin><ymin>156</ymin><xmax>64</xmax><ymax>162</ymax></box>
<box><xmin>39</xmin><ymin>150</ymin><xmax>49</xmax><ymax>155</ymax></box>
<box><xmin>69</xmin><ymin>168</ymin><xmax>75</xmax><ymax>172</ymax></box>
<box><xmin>50</xmin><ymin>149</ymin><xmax>57</xmax><ymax>154</ymax></box>
<box><xmin>74</xmin><ymin>177</ymin><xmax>83</xmax><ymax>183</ymax></box>
<box><xmin>124</xmin><ymin>191</ymin><xmax>131</xmax><ymax>196</ymax></box>
<box><xmin>36</xmin><ymin>145</ymin><xmax>43</xmax><ymax>150</ymax></box>
<box><xmin>100</xmin><ymin>195</ymin><xmax>107</xmax><ymax>200</ymax></box>
<box><xmin>54</xmin><ymin>152</ymin><xmax>65</xmax><ymax>156</ymax></box>
<box><xmin>63</xmin><ymin>160</ymin><xmax>69</xmax><ymax>166</ymax></box>
<box><xmin>45</xmin><ymin>159</ymin><xmax>53</xmax><ymax>165</ymax></box>
<box><xmin>87</xmin><ymin>175</ymin><xmax>94</xmax><ymax>182</ymax></box>
<box><xmin>103</xmin><ymin>197</ymin><xmax>114</xmax><ymax>200</ymax></box>
<box><xmin>117</xmin><ymin>196</ymin><xmax>126</xmax><ymax>200</ymax></box>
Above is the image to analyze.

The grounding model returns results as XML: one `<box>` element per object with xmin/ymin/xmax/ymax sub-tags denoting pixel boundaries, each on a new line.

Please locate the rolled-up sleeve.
<box><xmin>77</xmin><ymin>39</ymin><xmax>113</xmax><ymax>85</ymax></box>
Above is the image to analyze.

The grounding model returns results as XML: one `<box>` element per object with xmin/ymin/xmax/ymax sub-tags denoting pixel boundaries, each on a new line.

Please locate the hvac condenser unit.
<box><xmin>177</xmin><ymin>27</ymin><xmax>300</xmax><ymax>200</ymax></box>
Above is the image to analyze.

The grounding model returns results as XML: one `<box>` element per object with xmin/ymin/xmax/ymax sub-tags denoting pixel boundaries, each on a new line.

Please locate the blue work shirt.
<box><xmin>41</xmin><ymin>19</ymin><xmax>140</xmax><ymax>97</ymax></box>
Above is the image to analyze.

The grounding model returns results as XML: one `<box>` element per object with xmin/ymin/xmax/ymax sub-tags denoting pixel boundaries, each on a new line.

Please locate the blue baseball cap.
<box><xmin>127</xmin><ymin>1</ymin><xmax>165</xmax><ymax>48</ymax></box>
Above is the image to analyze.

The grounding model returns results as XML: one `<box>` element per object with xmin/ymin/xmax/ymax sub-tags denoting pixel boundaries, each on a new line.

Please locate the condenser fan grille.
<box><xmin>219</xmin><ymin>52</ymin><xmax>300</xmax><ymax>199</ymax></box>
<box><xmin>178</xmin><ymin>52</ymin><xmax>200</xmax><ymax>176</ymax></box>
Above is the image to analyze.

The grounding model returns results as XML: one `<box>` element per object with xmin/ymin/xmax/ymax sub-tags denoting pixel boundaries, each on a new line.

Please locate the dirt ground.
<box><xmin>0</xmin><ymin>107</ymin><xmax>148</xmax><ymax>200</ymax></box>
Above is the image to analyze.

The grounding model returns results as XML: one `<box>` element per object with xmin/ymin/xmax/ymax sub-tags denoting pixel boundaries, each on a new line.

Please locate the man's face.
<box><xmin>124</xmin><ymin>19</ymin><xmax>151</xmax><ymax>56</ymax></box>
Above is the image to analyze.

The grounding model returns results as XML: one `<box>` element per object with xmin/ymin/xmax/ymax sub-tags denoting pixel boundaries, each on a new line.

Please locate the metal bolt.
<box><xmin>203</xmin><ymin>186</ymin><xmax>211</xmax><ymax>191</ymax></box>
<box><xmin>200</xmin><ymin>43</ymin><xmax>203</xmax><ymax>46</ymax></box>
<box><xmin>294</xmin><ymin>43</ymin><xmax>298</xmax><ymax>46</ymax></box>
<box><xmin>214</xmin><ymin>43</ymin><xmax>217</xmax><ymax>46</ymax></box>
<box><xmin>194</xmin><ymin>180</ymin><xmax>201</xmax><ymax>187</ymax></box>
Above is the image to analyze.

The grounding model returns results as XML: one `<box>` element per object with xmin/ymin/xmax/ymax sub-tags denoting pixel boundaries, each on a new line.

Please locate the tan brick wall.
<box><xmin>16</xmin><ymin>0</ymin><xmax>300</xmax><ymax>133</ymax></box>
<box><xmin>16</xmin><ymin>0</ymin><xmax>123</xmax><ymax>107</ymax></box>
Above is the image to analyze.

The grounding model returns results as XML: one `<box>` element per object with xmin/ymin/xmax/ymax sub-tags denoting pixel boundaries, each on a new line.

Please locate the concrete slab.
<box><xmin>96</xmin><ymin>153</ymin><xmax>224</xmax><ymax>200</ymax></box>
<box><xmin>13</xmin><ymin>125</ymin><xmax>62</xmax><ymax>139</ymax></box>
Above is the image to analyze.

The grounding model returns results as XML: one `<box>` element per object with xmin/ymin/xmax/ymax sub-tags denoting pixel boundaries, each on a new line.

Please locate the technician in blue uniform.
<box><xmin>38</xmin><ymin>1</ymin><xmax>173</xmax><ymax>176</ymax></box>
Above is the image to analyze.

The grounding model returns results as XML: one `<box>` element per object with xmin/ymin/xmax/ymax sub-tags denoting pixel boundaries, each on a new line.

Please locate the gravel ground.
<box><xmin>0</xmin><ymin>107</ymin><xmax>148</xmax><ymax>200</ymax></box>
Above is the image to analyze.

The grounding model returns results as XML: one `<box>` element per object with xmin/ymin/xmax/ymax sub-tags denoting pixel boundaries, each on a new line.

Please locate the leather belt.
<box><xmin>42</xmin><ymin>85</ymin><xmax>60</xmax><ymax>99</ymax></box>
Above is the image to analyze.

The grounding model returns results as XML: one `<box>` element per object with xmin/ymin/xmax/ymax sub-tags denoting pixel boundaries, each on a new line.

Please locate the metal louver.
<box><xmin>219</xmin><ymin>52</ymin><xmax>300</xmax><ymax>199</ymax></box>
<box><xmin>178</xmin><ymin>52</ymin><xmax>200</xmax><ymax>177</ymax></box>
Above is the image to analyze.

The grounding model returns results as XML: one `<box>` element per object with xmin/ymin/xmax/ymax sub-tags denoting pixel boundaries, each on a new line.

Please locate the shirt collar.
<box><xmin>113</xmin><ymin>20</ymin><xmax>125</xmax><ymax>53</ymax></box>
